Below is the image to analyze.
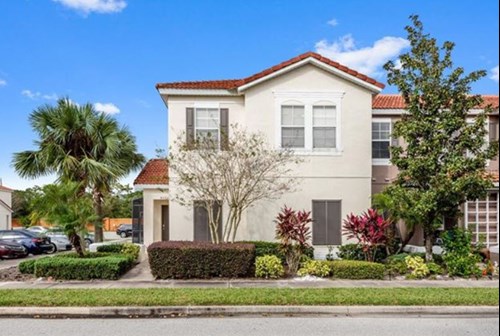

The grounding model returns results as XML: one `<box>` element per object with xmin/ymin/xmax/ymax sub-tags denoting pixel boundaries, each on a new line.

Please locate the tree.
<box><xmin>29</xmin><ymin>182</ymin><xmax>96</xmax><ymax>257</ymax></box>
<box><xmin>169</xmin><ymin>125</ymin><xmax>302</xmax><ymax>243</ymax></box>
<box><xmin>382</xmin><ymin>16</ymin><xmax>498</xmax><ymax>261</ymax></box>
<box><xmin>102</xmin><ymin>183</ymin><xmax>142</xmax><ymax>218</ymax></box>
<box><xmin>12</xmin><ymin>98</ymin><xmax>145</xmax><ymax>242</ymax></box>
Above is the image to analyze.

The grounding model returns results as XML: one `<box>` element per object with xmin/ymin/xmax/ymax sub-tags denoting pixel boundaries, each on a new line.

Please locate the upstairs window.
<box><xmin>372</xmin><ymin>121</ymin><xmax>391</xmax><ymax>161</ymax></box>
<box><xmin>195</xmin><ymin>108</ymin><xmax>220</xmax><ymax>146</ymax></box>
<box><xmin>313</xmin><ymin>105</ymin><xmax>337</xmax><ymax>149</ymax></box>
<box><xmin>281</xmin><ymin>105</ymin><xmax>305</xmax><ymax>148</ymax></box>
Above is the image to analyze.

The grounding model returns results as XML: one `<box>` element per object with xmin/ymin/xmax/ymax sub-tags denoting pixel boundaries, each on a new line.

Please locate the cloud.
<box><xmin>490</xmin><ymin>66</ymin><xmax>499</xmax><ymax>83</ymax></box>
<box><xmin>94</xmin><ymin>102</ymin><xmax>120</xmax><ymax>115</ymax></box>
<box><xmin>0</xmin><ymin>79</ymin><xmax>6</xmax><ymax>87</ymax></box>
<box><xmin>315</xmin><ymin>34</ymin><xmax>410</xmax><ymax>77</ymax></box>
<box><xmin>327</xmin><ymin>18</ymin><xmax>338</xmax><ymax>27</ymax></box>
<box><xmin>53</xmin><ymin>0</ymin><xmax>127</xmax><ymax>14</ymax></box>
<box><xmin>21</xmin><ymin>90</ymin><xmax>58</xmax><ymax>100</ymax></box>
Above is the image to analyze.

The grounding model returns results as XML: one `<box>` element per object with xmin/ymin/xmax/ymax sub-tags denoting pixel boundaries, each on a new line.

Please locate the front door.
<box><xmin>161</xmin><ymin>205</ymin><xmax>169</xmax><ymax>241</ymax></box>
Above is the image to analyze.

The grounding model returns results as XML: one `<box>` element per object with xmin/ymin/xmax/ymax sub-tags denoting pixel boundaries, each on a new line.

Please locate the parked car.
<box><xmin>0</xmin><ymin>240</ymin><xmax>28</xmax><ymax>259</ymax></box>
<box><xmin>116</xmin><ymin>224</ymin><xmax>132</xmax><ymax>238</ymax></box>
<box><xmin>25</xmin><ymin>226</ymin><xmax>49</xmax><ymax>234</ymax></box>
<box><xmin>43</xmin><ymin>230</ymin><xmax>73</xmax><ymax>252</ymax></box>
<box><xmin>44</xmin><ymin>227</ymin><xmax>94</xmax><ymax>248</ymax></box>
<box><xmin>0</xmin><ymin>230</ymin><xmax>55</xmax><ymax>255</ymax></box>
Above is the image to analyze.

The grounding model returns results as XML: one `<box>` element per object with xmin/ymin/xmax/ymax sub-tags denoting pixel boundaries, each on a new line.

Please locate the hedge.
<box><xmin>328</xmin><ymin>260</ymin><xmax>386</xmax><ymax>279</ymax></box>
<box><xmin>337</xmin><ymin>244</ymin><xmax>387</xmax><ymax>263</ymax></box>
<box><xmin>33</xmin><ymin>255</ymin><xmax>134</xmax><ymax>280</ymax></box>
<box><xmin>97</xmin><ymin>243</ymin><xmax>140</xmax><ymax>260</ymax></box>
<box><xmin>148</xmin><ymin>241</ymin><xmax>255</xmax><ymax>279</ymax></box>
<box><xmin>239</xmin><ymin>241</ymin><xmax>314</xmax><ymax>263</ymax></box>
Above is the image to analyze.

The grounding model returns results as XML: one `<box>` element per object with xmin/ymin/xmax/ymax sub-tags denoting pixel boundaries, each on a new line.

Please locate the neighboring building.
<box><xmin>134</xmin><ymin>51</ymin><xmax>499</xmax><ymax>253</ymax></box>
<box><xmin>0</xmin><ymin>183</ymin><xmax>13</xmax><ymax>230</ymax></box>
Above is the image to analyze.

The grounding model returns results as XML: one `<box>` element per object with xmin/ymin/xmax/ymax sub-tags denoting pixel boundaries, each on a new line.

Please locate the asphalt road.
<box><xmin>0</xmin><ymin>316</ymin><xmax>497</xmax><ymax>336</ymax></box>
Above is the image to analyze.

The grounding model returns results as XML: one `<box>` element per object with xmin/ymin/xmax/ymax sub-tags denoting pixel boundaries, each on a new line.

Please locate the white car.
<box><xmin>26</xmin><ymin>226</ymin><xmax>73</xmax><ymax>252</ymax></box>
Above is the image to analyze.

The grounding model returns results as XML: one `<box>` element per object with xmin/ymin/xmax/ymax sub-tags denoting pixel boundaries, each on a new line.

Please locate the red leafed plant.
<box><xmin>275</xmin><ymin>206</ymin><xmax>312</xmax><ymax>275</ymax></box>
<box><xmin>342</xmin><ymin>208</ymin><xmax>390</xmax><ymax>262</ymax></box>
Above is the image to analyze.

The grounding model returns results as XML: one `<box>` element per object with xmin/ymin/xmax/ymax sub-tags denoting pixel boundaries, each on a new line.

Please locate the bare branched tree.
<box><xmin>169</xmin><ymin>125</ymin><xmax>302</xmax><ymax>243</ymax></box>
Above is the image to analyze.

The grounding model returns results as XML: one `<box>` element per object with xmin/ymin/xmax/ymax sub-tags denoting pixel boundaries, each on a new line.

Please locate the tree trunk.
<box><xmin>93</xmin><ymin>190</ymin><xmax>104</xmax><ymax>243</ymax></box>
<box><xmin>69</xmin><ymin>232</ymin><xmax>85</xmax><ymax>257</ymax></box>
<box><xmin>424</xmin><ymin>231</ymin><xmax>434</xmax><ymax>262</ymax></box>
<box><xmin>397</xmin><ymin>227</ymin><xmax>415</xmax><ymax>254</ymax></box>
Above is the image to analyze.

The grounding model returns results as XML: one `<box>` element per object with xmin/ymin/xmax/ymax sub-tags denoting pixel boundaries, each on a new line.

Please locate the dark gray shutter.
<box><xmin>489</xmin><ymin>121</ymin><xmax>498</xmax><ymax>142</ymax></box>
<box><xmin>186</xmin><ymin>107</ymin><xmax>195</xmax><ymax>146</ymax></box>
<box><xmin>391</xmin><ymin>121</ymin><xmax>399</xmax><ymax>146</ymax></box>
<box><xmin>220</xmin><ymin>108</ymin><xmax>229</xmax><ymax>150</ymax></box>
<box><xmin>312</xmin><ymin>200</ymin><xmax>342</xmax><ymax>245</ymax></box>
<box><xmin>193</xmin><ymin>201</ymin><xmax>222</xmax><ymax>242</ymax></box>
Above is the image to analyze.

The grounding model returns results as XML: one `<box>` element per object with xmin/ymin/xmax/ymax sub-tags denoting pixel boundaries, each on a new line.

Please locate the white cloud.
<box><xmin>315</xmin><ymin>34</ymin><xmax>410</xmax><ymax>77</ymax></box>
<box><xmin>490</xmin><ymin>66</ymin><xmax>499</xmax><ymax>83</ymax></box>
<box><xmin>21</xmin><ymin>90</ymin><xmax>58</xmax><ymax>100</ymax></box>
<box><xmin>327</xmin><ymin>18</ymin><xmax>338</xmax><ymax>27</ymax></box>
<box><xmin>94</xmin><ymin>102</ymin><xmax>120</xmax><ymax>115</ymax></box>
<box><xmin>53</xmin><ymin>0</ymin><xmax>127</xmax><ymax>14</ymax></box>
<box><xmin>0</xmin><ymin>79</ymin><xmax>6</xmax><ymax>87</ymax></box>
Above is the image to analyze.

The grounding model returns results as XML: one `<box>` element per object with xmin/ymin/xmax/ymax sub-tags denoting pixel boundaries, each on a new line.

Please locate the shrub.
<box><xmin>297</xmin><ymin>260</ymin><xmax>330</xmax><ymax>277</ymax></box>
<box><xmin>442</xmin><ymin>229</ymin><xmax>482</xmax><ymax>277</ymax></box>
<box><xmin>427</xmin><ymin>262</ymin><xmax>444</xmax><ymax>275</ymax></box>
<box><xmin>338</xmin><ymin>244</ymin><xmax>387</xmax><ymax>263</ymax></box>
<box><xmin>274</xmin><ymin>206</ymin><xmax>312</xmax><ymax>275</ymax></box>
<box><xmin>33</xmin><ymin>255</ymin><xmax>134</xmax><ymax>280</ymax></box>
<box><xmin>342</xmin><ymin>208</ymin><xmax>390</xmax><ymax>262</ymax></box>
<box><xmin>148</xmin><ymin>241</ymin><xmax>255</xmax><ymax>279</ymax></box>
<box><xmin>255</xmin><ymin>255</ymin><xmax>285</xmax><ymax>279</ymax></box>
<box><xmin>240</xmin><ymin>241</ymin><xmax>314</xmax><ymax>263</ymax></box>
<box><xmin>97</xmin><ymin>244</ymin><xmax>123</xmax><ymax>254</ymax></box>
<box><xmin>97</xmin><ymin>243</ymin><xmax>140</xmax><ymax>261</ymax></box>
<box><xmin>18</xmin><ymin>258</ymin><xmax>42</xmax><ymax>274</ymax></box>
<box><xmin>386</xmin><ymin>259</ymin><xmax>408</xmax><ymax>277</ymax></box>
<box><xmin>328</xmin><ymin>260</ymin><xmax>385</xmax><ymax>279</ymax></box>
<box><xmin>405</xmin><ymin>255</ymin><xmax>429</xmax><ymax>279</ymax></box>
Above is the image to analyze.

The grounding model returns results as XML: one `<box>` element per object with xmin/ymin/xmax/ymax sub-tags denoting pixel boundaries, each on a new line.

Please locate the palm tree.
<box><xmin>30</xmin><ymin>182</ymin><xmax>96</xmax><ymax>257</ymax></box>
<box><xmin>12</xmin><ymin>98</ymin><xmax>145</xmax><ymax>242</ymax></box>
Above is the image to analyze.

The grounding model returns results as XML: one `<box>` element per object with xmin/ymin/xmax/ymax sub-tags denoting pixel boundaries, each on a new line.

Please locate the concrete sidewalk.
<box><xmin>0</xmin><ymin>278</ymin><xmax>498</xmax><ymax>289</ymax></box>
<box><xmin>0</xmin><ymin>305</ymin><xmax>497</xmax><ymax>318</ymax></box>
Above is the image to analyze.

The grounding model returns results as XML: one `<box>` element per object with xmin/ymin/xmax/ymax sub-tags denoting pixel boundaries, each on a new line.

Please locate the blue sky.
<box><xmin>0</xmin><ymin>0</ymin><xmax>498</xmax><ymax>190</ymax></box>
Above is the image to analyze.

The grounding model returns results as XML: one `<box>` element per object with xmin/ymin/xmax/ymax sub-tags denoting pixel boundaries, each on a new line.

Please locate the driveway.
<box><xmin>0</xmin><ymin>252</ymin><xmax>66</xmax><ymax>271</ymax></box>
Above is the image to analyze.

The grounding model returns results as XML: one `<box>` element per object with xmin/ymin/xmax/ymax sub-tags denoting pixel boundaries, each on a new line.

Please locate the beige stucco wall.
<box><xmin>164</xmin><ymin>63</ymin><xmax>374</xmax><ymax>247</ymax></box>
<box><xmin>142</xmin><ymin>188</ymin><xmax>168</xmax><ymax>246</ymax></box>
<box><xmin>0</xmin><ymin>190</ymin><xmax>12</xmax><ymax>230</ymax></box>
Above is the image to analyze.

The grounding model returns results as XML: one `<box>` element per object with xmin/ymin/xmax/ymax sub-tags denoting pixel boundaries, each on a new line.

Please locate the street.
<box><xmin>0</xmin><ymin>316</ymin><xmax>497</xmax><ymax>336</ymax></box>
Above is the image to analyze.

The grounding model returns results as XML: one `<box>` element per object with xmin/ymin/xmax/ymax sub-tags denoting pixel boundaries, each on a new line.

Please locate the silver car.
<box><xmin>26</xmin><ymin>226</ymin><xmax>73</xmax><ymax>252</ymax></box>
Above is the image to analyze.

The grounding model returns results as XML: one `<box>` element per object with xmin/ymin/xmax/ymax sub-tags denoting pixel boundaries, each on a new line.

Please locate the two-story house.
<box><xmin>134</xmin><ymin>52</ymin><xmax>499</xmax><ymax>253</ymax></box>
<box><xmin>0</xmin><ymin>182</ymin><xmax>13</xmax><ymax>230</ymax></box>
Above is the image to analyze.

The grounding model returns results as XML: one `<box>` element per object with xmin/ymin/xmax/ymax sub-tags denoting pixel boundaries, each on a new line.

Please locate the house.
<box><xmin>0</xmin><ymin>182</ymin><xmax>13</xmax><ymax>230</ymax></box>
<box><xmin>134</xmin><ymin>52</ymin><xmax>499</xmax><ymax>254</ymax></box>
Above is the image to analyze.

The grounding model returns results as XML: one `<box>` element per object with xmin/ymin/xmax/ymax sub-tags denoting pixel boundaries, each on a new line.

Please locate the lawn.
<box><xmin>0</xmin><ymin>288</ymin><xmax>497</xmax><ymax>306</ymax></box>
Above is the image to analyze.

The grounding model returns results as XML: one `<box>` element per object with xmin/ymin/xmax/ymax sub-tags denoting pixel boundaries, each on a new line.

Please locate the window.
<box><xmin>281</xmin><ymin>105</ymin><xmax>305</xmax><ymax>148</ymax></box>
<box><xmin>372</xmin><ymin>121</ymin><xmax>391</xmax><ymax>162</ymax></box>
<box><xmin>195</xmin><ymin>108</ymin><xmax>220</xmax><ymax>146</ymax></box>
<box><xmin>313</xmin><ymin>106</ymin><xmax>336</xmax><ymax>149</ymax></box>
<box><xmin>312</xmin><ymin>200</ymin><xmax>342</xmax><ymax>245</ymax></box>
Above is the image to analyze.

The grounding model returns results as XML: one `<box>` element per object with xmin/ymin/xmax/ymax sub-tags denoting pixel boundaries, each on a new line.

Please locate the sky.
<box><xmin>0</xmin><ymin>0</ymin><xmax>498</xmax><ymax>190</ymax></box>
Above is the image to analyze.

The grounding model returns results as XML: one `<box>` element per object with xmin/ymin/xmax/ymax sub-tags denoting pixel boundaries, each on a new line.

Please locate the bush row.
<box><xmin>18</xmin><ymin>251</ymin><xmax>136</xmax><ymax>280</ymax></box>
<box><xmin>239</xmin><ymin>241</ymin><xmax>314</xmax><ymax>264</ymax></box>
<box><xmin>148</xmin><ymin>241</ymin><xmax>255</xmax><ymax>279</ymax></box>
<box><xmin>97</xmin><ymin>242</ymin><xmax>141</xmax><ymax>260</ymax></box>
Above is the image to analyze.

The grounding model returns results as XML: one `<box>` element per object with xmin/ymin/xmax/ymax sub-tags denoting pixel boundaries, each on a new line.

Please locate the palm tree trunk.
<box><xmin>69</xmin><ymin>232</ymin><xmax>85</xmax><ymax>257</ymax></box>
<box><xmin>93</xmin><ymin>190</ymin><xmax>104</xmax><ymax>243</ymax></box>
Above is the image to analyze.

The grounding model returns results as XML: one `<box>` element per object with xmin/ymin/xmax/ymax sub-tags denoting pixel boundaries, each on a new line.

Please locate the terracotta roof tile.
<box><xmin>0</xmin><ymin>185</ymin><xmax>13</xmax><ymax>192</ymax></box>
<box><xmin>487</xmin><ymin>171</ymin><xmax>499</xmax><ymax>183</ymax></box>
<box><xmin>373</xmin><ymin>94</ymin><xmax>499</xmax><ymax>109</ymax></box>
<box><xmin>133</xmin><ymin>159</ymin><xmax>169</xmax><ymax>185</ymax></box>
<box><xmin>156</xmin><ymin>52</ymin><xmax>385</xmax><ymax>91</ymax></box>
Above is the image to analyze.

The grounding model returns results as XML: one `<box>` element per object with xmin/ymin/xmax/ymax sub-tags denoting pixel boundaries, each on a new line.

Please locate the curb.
<box><xmin>0</xmin><ymin>306</ymin><xmax>497</xmax><ymax>318</ymax></box>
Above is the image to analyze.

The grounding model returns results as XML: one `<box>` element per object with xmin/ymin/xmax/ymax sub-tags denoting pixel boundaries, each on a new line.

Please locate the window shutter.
<box><xmin>312</xmin><ymin>200</ymin><xmax>342</xmax><ymax>245</ymax></box>
<box><xmin>489</xmin><ymin>121</ymin><xmax>498</xmax><ymax>142</ymax></box>
<box><xmin>391</xmin><ymin>121</ymin><xmax>399</xmax><ymax>146</ymax></box>
<box><xmin>186</xmin><ymin>108</ymin><xmax>195</xmax><ymax>146</ymax></box>
<box><xmin>193</xmin><ymin>201</ymin><xmax>223</xmax><ymax>242</ymax></box>
<box><xmin>220</xmin><ymin>108</ymin><xmax>229</xmax><ymax>150</ymax></box>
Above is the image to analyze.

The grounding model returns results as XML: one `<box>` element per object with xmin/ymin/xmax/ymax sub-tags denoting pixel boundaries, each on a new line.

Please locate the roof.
<box><xmin>0</xmin><ymin>185</ymin><xmax>13</xmax><ymax>192</ymax></box>
<box><xmin>373</xmin><ymin>94</ymin><xmax>499</xmax><ymax>110</ymax></box>
<box><xmin>487</xmin><ymin>171</ymin><xmax>499</xmax><ymax>183</ymax></box>
<box><xmin>133</xmin><ymin>159</ymin><xmax>169</xmax><ymax>185</ymax></box>
<box><xmin>156</xmin><ymin>52</ymin><xmax>385</xmax><ymax>91</ymax></box>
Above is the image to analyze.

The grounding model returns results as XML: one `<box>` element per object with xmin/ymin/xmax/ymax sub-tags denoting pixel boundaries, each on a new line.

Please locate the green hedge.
<box><xmin>18</xmin><ymin>258</ymin><xmax>40</xmax><ymax>274</ymax></box>
<box><xmin>328</xmin><ymin>260</ymin><xmax>386</xmax><ymax>279</ymax></box>
<box><xmin>97</xmin><ymin>243</ymin><xmax>140</xmax><ymax>260</ymax></box>
<box><xmin>96</xmin><ymin>244</ymin><xmax>123</xmax><ymax>253</ymax></box>
<box><xmin>239</xmin><ymin>241</ymin><xmax>314</xmax><ymax>263</ymax></box>
<box><xmin>148</xmin><ymin>241</ymin><xmax>255</xmax><ymax>279</ymax></box>
<box><xmin>337</xmin><ymin>244</ymin><xmax>387</xmax><ymax>263</ymax></box>
<box><xmin>33</xmin><ymin>255</ymin><xmax>134</xmax><ymax>280</ymax></box>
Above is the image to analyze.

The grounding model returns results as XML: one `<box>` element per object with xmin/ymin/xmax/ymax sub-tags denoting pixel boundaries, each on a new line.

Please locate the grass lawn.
<box><xmin>0</xmin><ymin>288</ymin><xmax>497</xmax><ymax>306</ymax></box>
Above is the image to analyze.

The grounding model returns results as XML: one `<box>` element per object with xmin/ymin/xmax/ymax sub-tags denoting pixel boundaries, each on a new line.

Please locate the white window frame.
<box><xmin>464</xmin><ymin>191</ymin><xmax>499</xmax><ymax>248</ymax></box>
<box><xmin>194</xmin><ymin>103</ymin><xmax>220</xmax><ymax>149</ymax></box>
<box><xmin>280</xmin><ymin>105</ymin><xmax>306</xmax><ymax>149</ymax></box>
<box><xmin>372</xmin><ymin>118</ymin><xmax>392</xmax><ymax>166</ymax></box>
<box><xmin>274</xmin><ymin>91</ymin><xmax>344</xmax><ymax>155</ymax></box>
